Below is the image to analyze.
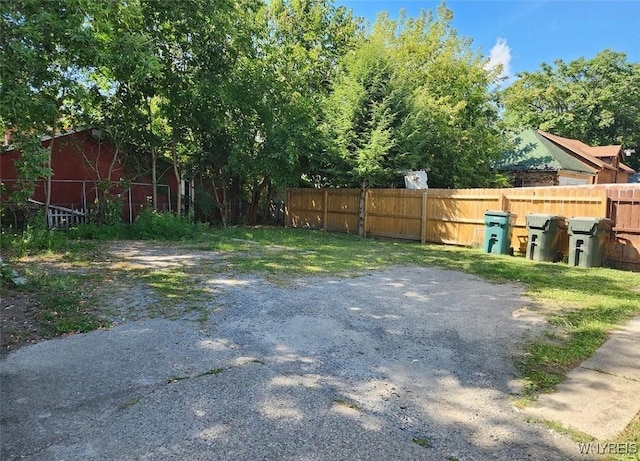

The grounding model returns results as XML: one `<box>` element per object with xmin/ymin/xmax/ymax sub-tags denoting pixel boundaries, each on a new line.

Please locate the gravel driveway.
<box><xmin>1</xmin><ymin>259</ymin><xmax>586</xmax><ymax>460</ymax></box>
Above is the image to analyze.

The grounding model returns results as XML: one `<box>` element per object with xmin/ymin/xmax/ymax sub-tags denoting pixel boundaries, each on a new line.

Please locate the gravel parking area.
<box><xmin>1</xmin><ymin>258</ymin><xmax>586</xmax><ymax>460</ymax></box>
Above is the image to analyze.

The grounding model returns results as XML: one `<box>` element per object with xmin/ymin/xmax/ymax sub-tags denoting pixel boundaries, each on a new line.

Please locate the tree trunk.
<box><xmin>147</xmin><ymin>100</ymin><xmax>158</xmax><ymax>211</ymax></box>
<box><xmin>172</xmin><ymin>134</ymin><xmax>181</xmax><ymax>217</ymax></box>
<box><xmin>248</xmin><ymin>175</ymin><xmax>270</xmax><ymax>226</ymax></box>
<box><xmin>44</xmin><ymin>119</ymin><xmax>57</xmax><ymax>228</ymax></box>
<box><xmin>211</xmin><ymin>173</ymin><xmax>228</xmax><ymax>228</ymax></box>
<box><xmin>358</xmin><ymin>181</ymin><xmax>367</xmax><ymax>238</ymax></box>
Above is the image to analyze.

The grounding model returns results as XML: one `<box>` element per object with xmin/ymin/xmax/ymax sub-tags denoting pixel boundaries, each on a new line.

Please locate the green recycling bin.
<box><xmin>568</xmin><ymin>217</ymin><xmax>612</xmax><ymax>268</ymax></box>
<box><xmin>525</xmin><ymin>214</ymin><xmax>567</xmax><ymax>262</ymax></box>
<box><xmin>483</xmin><ymin>211</ymin><xmax>517</xmax><ymax>255</ymax></box>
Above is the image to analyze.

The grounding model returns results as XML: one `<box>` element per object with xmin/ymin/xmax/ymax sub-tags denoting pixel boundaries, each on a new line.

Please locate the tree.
<box><xmin>320</xmin><ymin>4</ymin><xmax>505</xmax><ymax>191</ymax></box>
<box><xmin>502</xmin><ymin>50</ymin><xmax>640</xmax><ymax>170</ymax></box>
<box><xmin>390</xmin><ymin>6</ymin><xmax>505</xmax><ymax>188</ymax></box>
<box><xmin>0</xmin><ymin>0</ymin><xmax>106</xmax><ymax>222</ymax></box>
<box><xmin>221</xmin><ymin>0</ymin><xmax>358</xmax><ymax>225</ymax></box>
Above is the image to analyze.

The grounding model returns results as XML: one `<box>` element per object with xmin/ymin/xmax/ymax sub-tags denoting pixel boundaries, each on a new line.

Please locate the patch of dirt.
<box><xmin>1</xmin><ymin>241</ymin><xmax>224</xmax><ymax>354</ymax></box>
<box><xmin>0</xmin><ymin>288</ymin><xmax>43</xmax><ymax>355</ymax></box>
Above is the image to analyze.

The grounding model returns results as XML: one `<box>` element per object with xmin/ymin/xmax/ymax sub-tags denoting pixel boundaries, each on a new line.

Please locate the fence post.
<box><xmin>285</xmin><ymin>189</ymin><xmax>291</xmax><ymax>228</ymax></box>
<box><xmin>500</xmin><ymin>191</ymin><xmax>508</xmax><ymax>211</ymax></box>
<box><xmin>421</xmin><ymin>189</ymin><xmax>428</xmax><ymax>244</ymax></box>
<box><xmin>128</xmin><ymin>187</ymin><xmax>133</xmax><ymax>224</ymax></box>
<box><xmin>323</xmin><ymin>189</ymin><xmax>328</xmax><ymax>231</ymax></box>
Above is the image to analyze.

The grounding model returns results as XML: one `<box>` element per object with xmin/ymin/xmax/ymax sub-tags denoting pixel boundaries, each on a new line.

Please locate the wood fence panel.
<box><xmin>326</xmin><ymin>189</ymin><xmax>359</xmax><ymax>233</ymax></box>
<box><xmin>601</xmin><ymin>185</ymin><xmax>640</xmax><ymax>270</ymax></box>
<box><xmin>286</xmin><ymin>189</ymin><xmax>325</xmax><ymax>229</ymax></box>
<box><xmin>366</xmin><ymin>189</ymin><xmax>423</xmax><ymax>240</ymax></box>
<box><xmin>287</xmin><ymin>185</ymin><xmax>640</xmax><ymax>270</ymax></box>
<box><xmin>424</xmin><ymin>189</ymin><xmax>501</xmax><ymax>245</ymax></box>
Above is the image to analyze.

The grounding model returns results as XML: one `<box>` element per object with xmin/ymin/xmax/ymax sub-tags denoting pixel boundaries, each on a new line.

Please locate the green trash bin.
<box><xmin>525</xmin><ymin>214</ymin><xmax>567</xmax><ymax>262</ymax></box>
<box><xmin>483</xmin><ymin>211</ymin><xmax>517</xmax><ymax>255</ymax></box>
<box><xmin>568</xmin><ymin>217</ymin><xmax>612</xmax><ymax>268</ymax></box>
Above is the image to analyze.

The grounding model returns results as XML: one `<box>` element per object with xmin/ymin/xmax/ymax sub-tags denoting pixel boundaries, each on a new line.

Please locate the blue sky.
<box><xmin>335</xmin><ymin>1</ymin><xmax>640</xmax><ymax>81</ymax></box>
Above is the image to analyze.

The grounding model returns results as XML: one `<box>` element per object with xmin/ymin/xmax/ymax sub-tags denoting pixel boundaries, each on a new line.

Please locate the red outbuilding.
<box><xmin>1</xmin><ymin>128</ymin><xmax>179</xmax><ymax>225</ymax></box>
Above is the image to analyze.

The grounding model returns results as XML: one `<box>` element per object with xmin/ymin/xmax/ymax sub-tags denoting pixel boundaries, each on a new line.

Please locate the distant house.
<box><xmin>0</xmin><ymin>128</ymin><xmax>179</xmax><ymax>223</ymax></box>
<box><xmin>496</xmin><ymin>129</ymin><xmax>635</xmax><ymax>187</ymax></box>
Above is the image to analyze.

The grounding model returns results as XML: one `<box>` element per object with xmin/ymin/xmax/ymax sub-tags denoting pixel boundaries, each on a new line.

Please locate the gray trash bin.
<box><xmin>567</xmin><ymin>217</ymin><xmax>612</xmax><ymax>268</ymax></box>
<box><xmin>525</xmin><ymin>214</ymin><xmax>567</xmax><ymax>262</ymax></box>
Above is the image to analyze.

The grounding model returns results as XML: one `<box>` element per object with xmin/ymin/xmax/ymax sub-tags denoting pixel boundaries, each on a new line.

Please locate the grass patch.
<box><xmin>540</xmin><ymin>418</ymin><xmax>597</xmax><ymax>443</ymax></box>
<box><xmin>610</xmin><ymin>411</ymin><xmax>640</xmax><ymax>461</ymax></box>
<box><xmin>23</xmin><ymin>270</ymin><xmax>106</xmax><ymax>337</ymax></box>
<box><xmin>130</xmin><ymin>268</ymin><xmax>208</xmax><ymax>319</ymax></box>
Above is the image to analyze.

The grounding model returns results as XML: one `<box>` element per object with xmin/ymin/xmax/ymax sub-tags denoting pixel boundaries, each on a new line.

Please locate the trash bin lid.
<box><xmin>484</xmin><ymin>210</ymin><xmax>516</xmax><ymax>225</ymax></box>
<box><xmin>485</xmin><ymin>210</ymin><xmax>513</xmax><ymax>217</ymax></box>
<box><xmin>526</xmin><ymin>213</ymin><xmax>565</xmax><ymax>230</ymax></box>
<box><xmin>568</xmin><ymin>217</ymin><xmax>612</xmax><ymax>235</ymax></box>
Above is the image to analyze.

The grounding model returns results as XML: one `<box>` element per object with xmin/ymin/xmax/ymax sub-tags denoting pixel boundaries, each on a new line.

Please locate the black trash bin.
<box><xmin>525</xmin><ymin>214</ymin><xmax>567</xmax><ymax>262</ymax></box>
<box><xmin>567</xmin><ymin>217</ymin><xmax>612</xmax><ymax>268</ymax></box>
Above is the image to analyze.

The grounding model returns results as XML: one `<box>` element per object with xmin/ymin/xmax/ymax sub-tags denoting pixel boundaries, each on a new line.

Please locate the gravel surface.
<box><xmin>1</xmin><ymin>263</ymin><xmax>589</xmax><ymax>460</ymax></box>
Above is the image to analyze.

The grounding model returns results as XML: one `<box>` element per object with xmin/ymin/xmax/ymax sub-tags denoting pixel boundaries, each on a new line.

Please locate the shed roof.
<box><xmin>496</xmin><ymin>129</ymin><xmax>596</xmax><ymax>174</ymax></box>
<box><xmin>589</xmin><ymin>145</ymin><xmax>623</xmax><ymax>158</ymax></box>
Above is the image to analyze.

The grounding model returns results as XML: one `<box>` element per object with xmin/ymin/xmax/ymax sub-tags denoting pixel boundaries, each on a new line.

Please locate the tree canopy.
<box><xmin>2</xmin><ymin>1</ymin><xmax>637</xmax><ymax>227</ymax></box>
<box><xmin>502</xmin><ymin>49</ymin><xmax>640</xmax><ymax>170</ymax></box>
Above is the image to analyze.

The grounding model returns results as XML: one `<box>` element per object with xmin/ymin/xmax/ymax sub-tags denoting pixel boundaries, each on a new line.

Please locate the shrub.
<box><xmin>129</xmin><ymin>209</ymin><xmax>202</xmax><ymax>240</ymax></box>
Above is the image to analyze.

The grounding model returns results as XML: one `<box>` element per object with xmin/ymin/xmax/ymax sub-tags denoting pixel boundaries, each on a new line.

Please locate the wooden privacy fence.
<box><xmin>286</xmin><ymin>184</ymin><xmax>640</xmax><ymax>270</ymax></box>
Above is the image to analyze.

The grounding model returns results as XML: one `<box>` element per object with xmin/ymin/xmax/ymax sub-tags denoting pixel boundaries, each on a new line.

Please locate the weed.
<box><xmin>334</xmin><ymin>398</ymin><xmax>360</xmax><ymax>411</ymax></box>
<box><xmin>24</xmin><ymin>270</ymin><xmax>106</xmax><ymax>337</ymax></box>
<box><xmin>197</xmin><ymin>368</ymin><xmax>225</xmax><ymax>377</ymax></box>
<box><xmin>119</xmin><ymin>398</ymin><xmax>141</xmax><ymax>410</ymax></box>
<box><xmin>412</xmin><ymin>437</ymin><xmax>431</xmax><ymax>448</ymax></box>
<box><xmin>540</xmin><ymin>419</ymin><xmax>596</xmax><ymax>443</ymax></box>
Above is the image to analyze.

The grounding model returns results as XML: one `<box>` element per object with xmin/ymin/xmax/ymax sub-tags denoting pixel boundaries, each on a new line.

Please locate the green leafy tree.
<box><xmin>390</xmin><ymin>6</ymin><xmax>505</xmax><ymax>188</ymax></box>
<box><xmin>323</xmin><ymin>27</ymin><xmax>394</xmax><ymax>189</ymax></box>
<box><xmin>222</xmin><ymin>0</ymin><xmax>358</xmax><ymax>225</ymax></box>
<box><xmin>502</xmin><ymin>49</ymin><xmax>640</xmax><ymax>170</ymax></box>
<box><xmin>321</xmin><ymin>4</ymin><xmax>505</xmax><ymax>191</ymax></box>
<box><xmin>0</xmin><ymin>0</ymin><xmax>106</xmax><ymax>222</ymax></box>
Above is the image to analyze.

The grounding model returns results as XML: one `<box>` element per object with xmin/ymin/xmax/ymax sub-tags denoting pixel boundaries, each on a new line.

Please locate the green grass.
<box><xmin>132</xmin><ymin>268</ymin><xmax>209</xmax><ymax>320</ymax></box>
<box><xmin>611</xmin><ymin>412</ymin><xmax>640</xmax><ymax>461</ymax></box>
<box><xmin>24</xmin><ymin>270</ymin><xmax>106</xmax><ymax>337</ymax></box>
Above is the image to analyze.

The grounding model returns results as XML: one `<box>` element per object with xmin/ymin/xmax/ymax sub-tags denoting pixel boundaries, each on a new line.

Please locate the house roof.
<box><xmin>588</xmin><ymin>145</ymin><xmax>623</xmax><ymax>158</ymax></box>
<box><xmin>2</xmin><ymin>127</ymin><xmax>93</xmax><ymax>153</ymax></box>
<box><xmin>536</xmin><ymin>130</ymin><xmax>616</xmax><ymax>171</ymax></box>
<box><xmin>496</xmin><ymin>129</ymin><xmax>597</xmax><ymax>174</ymax></box>
<box><xmin>620</xmin><ymin>162</ymin><xmax>636</xmax><ymax>173</ymax></box>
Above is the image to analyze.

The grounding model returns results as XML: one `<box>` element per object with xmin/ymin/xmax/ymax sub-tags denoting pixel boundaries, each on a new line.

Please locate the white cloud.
<box><xmin>486</xmin><ymin>37</ymin><xmax>512</xmax><ymax>82</ymax></box>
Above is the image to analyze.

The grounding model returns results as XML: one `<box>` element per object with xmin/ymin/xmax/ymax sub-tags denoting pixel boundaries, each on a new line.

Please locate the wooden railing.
<box><xmin>28</xmin><ymin>199</ymin><xmax>88</xmax><ymax>229</ymax></box>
